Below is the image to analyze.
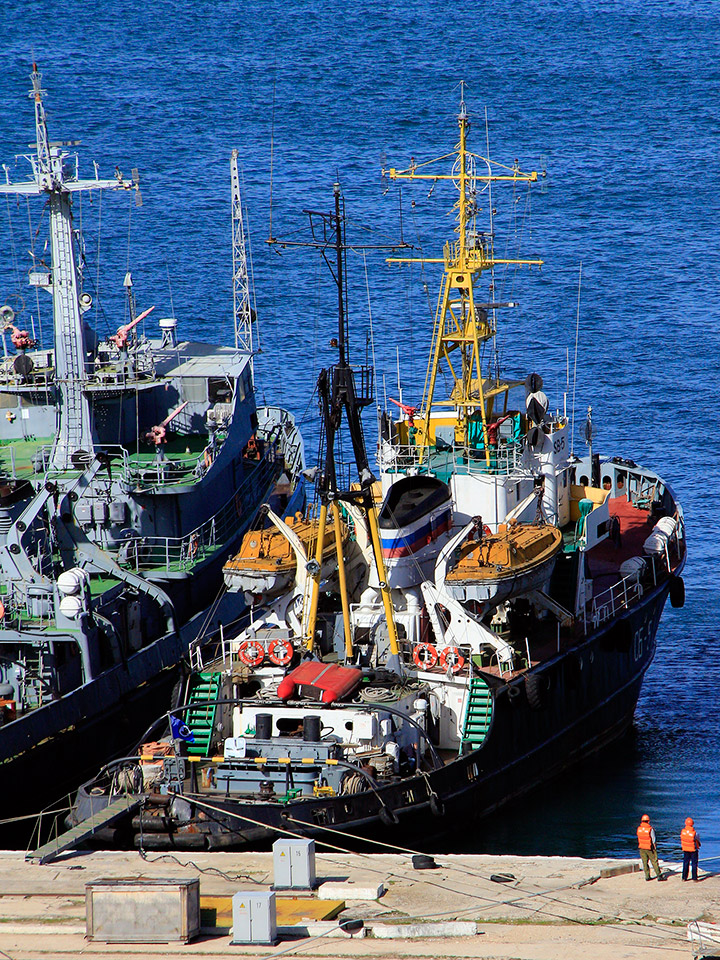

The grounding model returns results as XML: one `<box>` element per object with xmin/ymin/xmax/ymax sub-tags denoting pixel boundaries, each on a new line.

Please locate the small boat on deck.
<box><xmin>441</xmin><ymin>517</ymin><xmax>564</xmax><ymax>610</ymax></box>
<box><xmin>378</xmin><ymin>475</ymin><xmax>453</xmax><ymax>588</ymax></box>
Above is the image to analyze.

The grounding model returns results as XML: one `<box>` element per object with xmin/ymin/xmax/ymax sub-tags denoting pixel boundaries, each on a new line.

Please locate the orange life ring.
<box><xmin>268</xmin><ymin>637</ymin><xmax>294</xmax><ymax>666</ymax></box>
<box><xmin>439</xmin><ymin>645</ymin><xmax>465</xmax><ymax>674</ymax></box>
<box><xmin>413</xmin><ymin>643</ymin><xmax>438</xmax><ymax>670</ymax></box>
<box><xmin>238</xmin><ymin>639</ymin><xmax>265</xmax><ymax>667</ymax></box>
<box><xmin>188</xmin><ymin>533</ymin><xmax>199</xmax><ymax>558</ymax></box>
<box><xmin>0</xmin><ymin>601</ymin><xmax>5</xmax><ymax>620</ymax></box>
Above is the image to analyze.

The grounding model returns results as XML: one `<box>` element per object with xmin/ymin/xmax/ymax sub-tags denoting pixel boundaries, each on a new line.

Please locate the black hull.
<box><xmin>125</xmin><ymin>578</ymin><xmax>674</xmax><ymax>853</ymax></box>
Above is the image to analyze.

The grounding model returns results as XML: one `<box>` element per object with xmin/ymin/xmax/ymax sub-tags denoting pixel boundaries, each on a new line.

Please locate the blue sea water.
<box><xmin>1</xmin><ymin>1</ymin><xmax>717</xmax><ymax>863</ymax></box>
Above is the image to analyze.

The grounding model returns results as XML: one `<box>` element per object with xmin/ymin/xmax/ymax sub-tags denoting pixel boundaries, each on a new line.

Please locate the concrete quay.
<box><xmin>0</xmin><ymin>848</ymin><xmax>716</xmax><ymax>959</ymax></box>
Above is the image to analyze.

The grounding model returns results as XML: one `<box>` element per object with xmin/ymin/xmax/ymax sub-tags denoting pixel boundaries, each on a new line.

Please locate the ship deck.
<box><xmin>586</xmin><ymin>496</ymin><xmax>655</xmax><ymax>595</ymax></box>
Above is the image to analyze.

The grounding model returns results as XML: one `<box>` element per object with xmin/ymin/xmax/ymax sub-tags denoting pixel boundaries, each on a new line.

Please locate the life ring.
<box><xmin>237</xmin><ymin>639</ymin><xmax>265</xmax><ymax>667</ymax></box>
<box><xmin>0</xmin><ymin>601</ymin><xmax>4</xmax><ymax>620</ymax></box>
<box><xmin>439</xmin><ymin>645</ymin><xmax>465</xmax><ymax>674</ymax></box>
<box><xmin>413</xmin><ymin>643</ymin><xmax>438</xmax><ymax>670</ymax></box>
<box><xmin>188</xmin><ymin>533</ymin><xmax>199</xmax><ymax>559</ymax></box>
<box><xmin>268</xmin><ymin>637</ymin><xmax>294</xmax><ymax>666</ymax></box>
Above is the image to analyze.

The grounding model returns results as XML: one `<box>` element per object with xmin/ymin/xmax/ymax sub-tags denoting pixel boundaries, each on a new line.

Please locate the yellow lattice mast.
<box><xmin>383</xmin><ymin>90</ymin><xmax>543</xmax><ymax>466</ymax></box>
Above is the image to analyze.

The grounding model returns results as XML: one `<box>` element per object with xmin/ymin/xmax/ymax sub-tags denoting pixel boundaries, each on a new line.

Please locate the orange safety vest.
<box><xmin>681</xmin><ymin>827</ymin><xmax>699</xmax><ymax>852</ymax></box>
<box><xmin>637</xmin><ymin>823</ymin><xmax>654</xmax><ymax>850</ymax></box>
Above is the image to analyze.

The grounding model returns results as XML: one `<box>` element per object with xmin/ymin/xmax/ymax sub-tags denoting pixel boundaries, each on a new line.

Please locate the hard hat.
<box><xmin>685</xmin><ymin>817</ymin><xmax>694</xmax><ymax>826</ymax></box>
<box><xmin>641</xmin><ymin>814</ymin><xmax>650</xmax><ymax>822</ymax></box>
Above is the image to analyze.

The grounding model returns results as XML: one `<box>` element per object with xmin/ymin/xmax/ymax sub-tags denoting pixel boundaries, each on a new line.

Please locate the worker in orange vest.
<box><xmin>681</xmin><ymin>817</ymin><xmax>701</xmax><ymax>881</ymax></box>
<box><xmin>636</xmin><ymin>814</ymin><xmax>664</xmax><ymax>881</ymax></box>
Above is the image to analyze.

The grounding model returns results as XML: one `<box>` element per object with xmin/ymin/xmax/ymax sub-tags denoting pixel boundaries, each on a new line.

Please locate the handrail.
<box><xmin>378</xmin><ymin>436</ymin><xmax>525</xmax><ymax>477</ymax></box>
<box><xmin>116</xmin><ymin>455</ymin><xmax>276</xmax><ymax>573</ymax></box>
<box><xmin>586</xmin><ymin>526</ymin><xmax>682</xmax><ymax>631</ymax></box>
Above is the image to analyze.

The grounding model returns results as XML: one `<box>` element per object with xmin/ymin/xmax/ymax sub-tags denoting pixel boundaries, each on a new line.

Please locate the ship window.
<box><xmin>208</xmin><ymin>377</ymin><xmax>234</xmax><ymax>404</ymax></box>
<box><xmin>182</xmin><ymin>377</ymin><xmax>207</xmax><ymax>403</ymax></box>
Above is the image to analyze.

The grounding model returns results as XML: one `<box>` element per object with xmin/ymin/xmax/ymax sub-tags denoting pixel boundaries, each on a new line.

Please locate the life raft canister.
<box><xmin>268</xmin><ymin>637</ymin><xmax>294</xmax><ymax>666</ymax></box>
<box><xmin>238</xmin><ymin>639</ymin><xmax>265</xmax><ymax>667</ymax></box>
<box><xmin>413</xmin><ymin>643</ymin><xmax>438</xmax><ymax>670</ymax></box>
<box><xmin>439</xmin><ymin>645</ymin><xmax>465</xmax><ymax>673</ymax></box>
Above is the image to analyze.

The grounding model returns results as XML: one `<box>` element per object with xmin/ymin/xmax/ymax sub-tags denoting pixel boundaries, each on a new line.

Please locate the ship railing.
<box><xmin>123</xmin><ymin>440</ymin><xmax>224</xmax><ymax>489</ymax></box>
<box><xmin>115</xmin><ymin>455</ymin><xmax>276</xmax><ymax>574</ymax></box>
<box><xmin>584</xmin><ymin>531</ymin><xmax>680</xmax><ymax>631</ymax></box>
<box><xmin>0</xmin><ymin>358</ymin><xmax>54</xmax><ymax>389</ymax></box>
<box><xmin>31</xmin><ymin>443</ymin><xmax>131</xmax><ymax>482</ymax></box>
<box><xmin>585</xmin><ymin>569</ymin><xmax>644</xmax><ymax>631</ymax></box>
<box><xmin>85</xmin><ymin>345</ymin><xmax>156</xmax><ymax>385</ymax></box>
<box><xmin>378</xmin><ymin>437</ymin><xmax>524</xmax><ymax>477</ymax></box>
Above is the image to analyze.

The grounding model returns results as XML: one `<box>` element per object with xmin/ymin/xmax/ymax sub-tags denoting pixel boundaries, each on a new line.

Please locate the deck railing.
<box><xmin>378</xmin><ymin>437</ymin><xmax>525</xmax><ymax>478</ymax></box>
<box><xmin>116</xmin><ymin>455</ymin><xmax>276</xmax><ymax>574</ymax></box>
<box><xmin>584</xmin><ymin>510</ymin><xmax>684</xmax><ymax>631</ymax></box>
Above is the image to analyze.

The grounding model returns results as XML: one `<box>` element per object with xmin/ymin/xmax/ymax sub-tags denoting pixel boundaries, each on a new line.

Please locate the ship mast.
<box><xmin>384</xmin><ymin>90</ymin><xmax>543</xmax><ymax>465</ymax></box>
<box><xmin>230</xmin><ymin>149</ymin><xmax>255</xmax><ymax>356</ymax></box>
<box><xmin>0</xmin><ymin>64</ymin><xmax>135</xmax><ymax>469</ymax></box>
<box><xmin>269</xmin><ymin>185</ymin><xmax>403</xmax><ymax>672</ymax></box>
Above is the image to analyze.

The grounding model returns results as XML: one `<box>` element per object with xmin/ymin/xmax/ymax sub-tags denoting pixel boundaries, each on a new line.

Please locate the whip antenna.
<box><xmin>570</xmin><ymin>262</ymin><xmax>582</xmax><ymax>457</ymax></box>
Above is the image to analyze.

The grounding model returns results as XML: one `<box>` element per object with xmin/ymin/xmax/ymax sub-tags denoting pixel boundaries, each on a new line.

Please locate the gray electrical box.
<box><xmin>272</xmin><ymin>838</ymin><xmax>316</xmax><ymax>890</ymax></box>
<box><xmin>231</xmin><ymin>891</ymin><xmax>277</xmax><ymax>945</ymax></box>
<box><xmin>86</xmin><ymin>879</ymin><xmax>199</xmax><ymax>943</ymax></box>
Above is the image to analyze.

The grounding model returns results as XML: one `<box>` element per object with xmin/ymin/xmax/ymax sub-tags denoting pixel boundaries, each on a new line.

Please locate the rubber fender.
<box><xmin>134</xmin><ymin>832</ymin><xmax>208</xmax><ymax>850</ymax></box>
<box><xmin>507</xmin><ymin>682</ymin><xmax>523</xmax><ymax>701</ymax></box>
<box><xmin>429</xmin><ymin>794</ymin><xmax>446</xmax><ymax>817</ymax></box>
<box><xmin>525</xmin><ymin>673</ymin><xmax>547</xmax><ymax>710</ymax></box>
<box><xmin>670</xmin><ymin>575</ymin><xmax>685</xmax><ymax>608</ymax></box>
<box><xmin>379</xmin><ymin>805</ymin><xmax>399</xmax><ymax>826</ymax></box>
<box><xmin>412</xmin><ymin>854</ymin><xmax>439</xmax><ymax>870</ymax></box>
<box><xmin>490</xmin><ymin>872</ymin><xmax>516</xmax><ymax>883</ymax></box>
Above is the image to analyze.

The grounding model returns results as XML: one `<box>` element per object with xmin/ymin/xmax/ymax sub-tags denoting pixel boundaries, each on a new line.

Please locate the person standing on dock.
<box><xmin>681</xmin><ymin>817</ymin><xmax>701</xmax><ymax>881</ymax></box>
<box><xmin>636</xmin><ymin>814</ymin><xmax>665</xmax><ymax>881</ymax></box>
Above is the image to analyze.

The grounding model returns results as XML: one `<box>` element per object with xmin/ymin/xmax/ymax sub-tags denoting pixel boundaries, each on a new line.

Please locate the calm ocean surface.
<box><xmin>1</xmin><ymin>1</ymin><xmax>716</xmax><ymax>862</ymax></box>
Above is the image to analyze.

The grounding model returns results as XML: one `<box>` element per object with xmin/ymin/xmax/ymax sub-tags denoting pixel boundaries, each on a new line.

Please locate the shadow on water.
<box><xmin>426</xmin><ymin>727</ymin><xmax>647</xmax><ymax>859</ymax></box>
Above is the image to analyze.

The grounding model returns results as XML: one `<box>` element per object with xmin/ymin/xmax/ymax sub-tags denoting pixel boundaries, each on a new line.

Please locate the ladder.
<box><xmin>185</xmin><ymin>672</ymin><xmax>221</xmax><ymax>758</ymax></box>
<box><xmin>49</xmin><ymin>193</ymin><xmax>93</xmax><ymax>467</ymax></box>
<box><xmin>459</xmin><ymin>678</ymin><xmax>493</xmax><ymax>752</ymax></box>
<box><xmin>27</xmin><ymin>793</ymin><xmax>142</xmax><ymax>865</ymax></box>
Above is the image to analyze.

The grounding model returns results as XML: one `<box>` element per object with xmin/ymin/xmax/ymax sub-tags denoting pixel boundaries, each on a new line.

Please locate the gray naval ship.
<box><xmin>0</xmin><ymin>66</ymin><xmax>304</xmax><ymax>835</ymax></box>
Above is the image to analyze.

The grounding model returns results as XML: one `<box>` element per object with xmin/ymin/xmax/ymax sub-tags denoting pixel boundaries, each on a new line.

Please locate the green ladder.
<box><xmin>185</xmin><ymin>672</ymin><xmax>221</xmax><ymax>757</ymax></box>
<box><xmin>460</xmin><ymin>678</ymin><xmax>493</xmax><ymax>752</ymax></box>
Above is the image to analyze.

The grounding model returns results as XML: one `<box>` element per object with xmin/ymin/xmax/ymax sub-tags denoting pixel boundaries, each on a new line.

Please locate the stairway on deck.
<box><xmin>186</xmin><ymin>672</ymin><xmax>221</xmax><ymax>757</ymax></box>
<box><xmin>460</xmin><ymin>678</ymin><xmax>493</xmax><ymax>751</ymax></box>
